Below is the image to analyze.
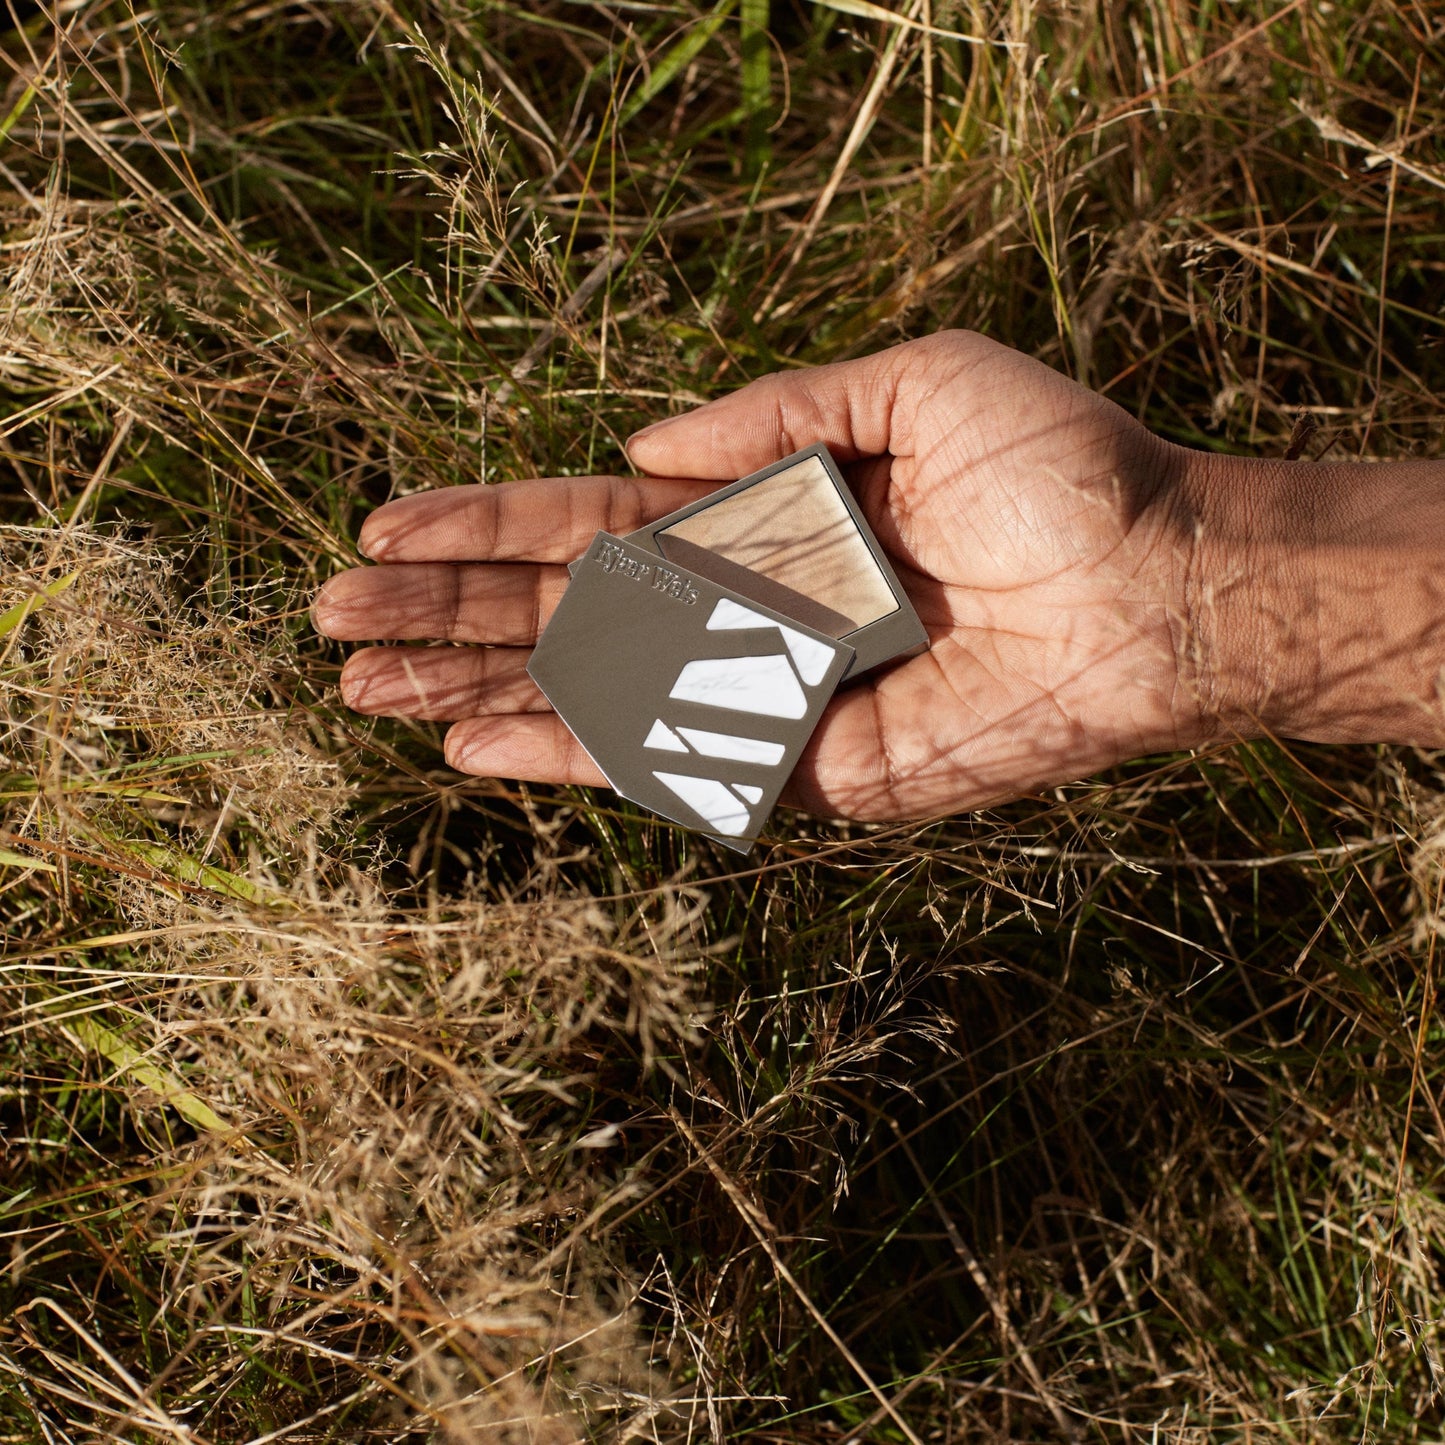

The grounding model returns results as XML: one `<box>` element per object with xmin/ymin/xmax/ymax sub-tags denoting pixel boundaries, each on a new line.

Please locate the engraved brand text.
<box><xmin>594</xmin><ymin>540</ymin><xmax>699</xmax><ymax>604</ymax></box>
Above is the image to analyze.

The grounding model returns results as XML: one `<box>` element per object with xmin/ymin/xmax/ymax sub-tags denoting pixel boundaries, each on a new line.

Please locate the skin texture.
<box><xmin>312</xmin><ymin>330</ymin><xmax>1445</xmax><ymax>821</ymax></box>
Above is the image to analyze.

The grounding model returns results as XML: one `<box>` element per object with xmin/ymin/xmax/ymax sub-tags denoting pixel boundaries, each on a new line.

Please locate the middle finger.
<box><xmin>313</xmin><ymin>562</ymin><xmax>567</xmax><ymax>645</ymax></box>
<box><xmin>340</xmin><ymin>645</ymin><xmax>546</xmax><ymax>719</ymax></box>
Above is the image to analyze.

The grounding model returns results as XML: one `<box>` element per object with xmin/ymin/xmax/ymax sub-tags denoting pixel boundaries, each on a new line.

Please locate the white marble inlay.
<box><xmin>669</xmin><ymin>654</ymin><xmax>807</xmax><ymax>719</ymax></box>
<box><xmin>703</xmin><ymin>597</ymin><xmax>835</xmax><ymax>686</ymax></box>
<box><xmin>777</xmin><ymin>623</ymin><xmax>835</xmax><ymax>685</ymax></box>
<box><xmin>706</xmin><ymin>597</ymin><xmax>773</xmax><ymax>632</ymax></box>
<box><xmin>675</xmin><ymin>726</ymin><xmax>784</xmax><ymax>766</ymax></box>
<box><xmin>653</xmin><ymin>772</ymin><xmax>751</xmax><ymax>835</ymax></box>
<box><xmin>644</xmin><ymin>719</ymin><xmax>688</xmax><ymax>753</ymax></box>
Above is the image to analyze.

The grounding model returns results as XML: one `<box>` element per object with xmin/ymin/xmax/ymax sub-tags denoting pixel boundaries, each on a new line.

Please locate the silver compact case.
<box><xmin>527</xmin><ymin>444</ymin><xmax>928</xmax><ymax>850</ymax></box>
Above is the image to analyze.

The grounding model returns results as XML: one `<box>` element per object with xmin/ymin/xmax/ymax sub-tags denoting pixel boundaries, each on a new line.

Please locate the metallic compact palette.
<box><xmin>527</xmin><ymin>444</ymin><xmax>927</xmax><ymax>850</ymax></box>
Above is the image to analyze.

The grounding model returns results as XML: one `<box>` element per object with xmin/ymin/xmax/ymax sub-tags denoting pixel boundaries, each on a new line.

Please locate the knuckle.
<box><xmin>436</xmin><ymin>567</ymin><xmax>464</xmax><ymax>640</ymax></box>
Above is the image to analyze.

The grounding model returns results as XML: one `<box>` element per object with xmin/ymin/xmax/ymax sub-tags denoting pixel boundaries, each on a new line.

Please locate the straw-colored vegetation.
<box><xmin>2</xmin><ymin>0</ymin><xmax>1443</xmax><ymax>1439</ymax></box>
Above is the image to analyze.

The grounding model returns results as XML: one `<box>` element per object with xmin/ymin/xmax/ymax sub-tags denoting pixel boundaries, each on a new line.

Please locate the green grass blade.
<box><xmin>65</xmin><ymin>1014</ymin><xmax>229</xmax><ymax>1136</ymax></box>
<box><xmin>123</xmin><ymin>839</ymin><xmax>292</xmax><ymax>907</ymax></box>
<box><xmin>741</xmin><ymin>0</ymin><xmax>772</xmax><ymax>176</ymax></box>
<box><xmin>0</xmin><ymin>570</ymin><xmax>78</xmax><ymax>639</ymax></box>
<box><xmin>621</xmin><ymin>0</ymin><xmax>739</xmax><ymax>126</ymax></box>
<box><xmin>0</xmin><ymin>82</ymin><xmax>37</xmax><ymax>146</ymax></box>
<box><xmin>0</xmin><ymin>845</ymin><xmax>57</xmax><ymax>872</ymax></box>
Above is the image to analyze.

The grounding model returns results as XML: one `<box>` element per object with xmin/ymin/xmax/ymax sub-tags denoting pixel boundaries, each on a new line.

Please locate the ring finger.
<box><xmin>340</xmin><ymin>646</ymin><xmax>547</xmax><ymax>720</ymax></box>
<box><xmin>313</xmin><ymin>562</ymin><xmax>568</xmax><ymax>646</ymax></box>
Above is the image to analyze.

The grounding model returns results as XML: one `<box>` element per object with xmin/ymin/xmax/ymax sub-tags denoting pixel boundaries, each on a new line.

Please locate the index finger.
<box><xmin>359</xmin><ymin>474</ymin><xmax>715</xmax><ymax>564</ymax></box>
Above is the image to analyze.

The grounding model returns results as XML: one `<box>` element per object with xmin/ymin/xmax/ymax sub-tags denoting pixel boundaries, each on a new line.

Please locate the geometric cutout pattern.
<box><xmin>674</xmin><ymin>725</ymin><xmax>785</xmax><ymax>766</ymax></box>
<box><xmin>668</xmin><ymin>653</ymin><xmax>808</xmax><ymax>719</ymax></box>
<box><xmin>644</xmin><ymin>718</ymin><xmax>688</xmax><ymax>753</ymax></box>
<box><xmin>527</xmin><ymin>526</ymin><xmax>864</xmax><ymax>852</ymax></box>
<box><xmin>652</xmin><ymin>772</ymin><xmax>751</xmax><ymax>836</ymax></box>
<box><xmin>706</xmin><ymin>597</ymin><xmax>774</xmax><ymax>632</ymax></box>
<box><xmin>777</xmin><ymin>622</ymin><xmax>836</xmax><ymax>686</ymax></box>
<box><xmin>704</xmin><ymin>596</ymin><xmax>834</xmax><ymax>685</ymax></box>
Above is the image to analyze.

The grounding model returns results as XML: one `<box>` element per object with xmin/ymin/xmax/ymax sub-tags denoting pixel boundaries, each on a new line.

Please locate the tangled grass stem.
<box><xmin>1</xmin><ymin>1</ymin><xmax>1444</xmax><ymax>1440</ymax></box>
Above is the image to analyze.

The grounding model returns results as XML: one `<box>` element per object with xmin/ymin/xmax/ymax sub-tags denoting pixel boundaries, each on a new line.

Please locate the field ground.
<box><xmin>2</xmin><ymin>0</ymin><xmax>1445</xmax><ymax>1440</ymax></box>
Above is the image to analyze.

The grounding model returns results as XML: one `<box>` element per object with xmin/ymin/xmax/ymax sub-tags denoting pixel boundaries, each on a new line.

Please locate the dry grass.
<box><xmin>2</xmin><ymin>0</ymin><xmax>1444</xmax><ymax>1439</ymax></box>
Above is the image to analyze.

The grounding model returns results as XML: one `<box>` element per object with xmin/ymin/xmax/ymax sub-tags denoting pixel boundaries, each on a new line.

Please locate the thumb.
<box><xmin>625</xmin><ymin>335</ymin><xmax>948</xmax><ymax>480</ymax></box>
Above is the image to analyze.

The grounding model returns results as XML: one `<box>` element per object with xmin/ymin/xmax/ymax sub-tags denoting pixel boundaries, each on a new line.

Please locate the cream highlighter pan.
<box><xmin>653</xmin><ymin>453</ymin><xmax>899</xmax><ymax>639</ymax></box>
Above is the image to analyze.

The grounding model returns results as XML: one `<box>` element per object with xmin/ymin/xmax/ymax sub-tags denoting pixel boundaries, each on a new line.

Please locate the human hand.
<box><xmin>313</xmin><ymin>331</ymin><xmax>1222</xmax><ymax>821</ymax></box>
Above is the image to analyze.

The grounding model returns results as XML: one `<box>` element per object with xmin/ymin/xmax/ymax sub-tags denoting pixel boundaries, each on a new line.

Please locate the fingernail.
<box><xmin>356</xmin><ymin>520</ymin><xmax>384</xmax><ymax>560</ymax></box>
<box><xmin>443</xmin><ymin>726</ymin><xmax>470</xmax><ymax>772</ymax></box>
<box><xmin>625</xmin><ymin>414</ymin><xmax>683</xmax><ymax>452</ymax></box>
<box><xmin>340</xmin><ymin>674</ymin><xmax>392</xmax><ymax>714</ymax></box>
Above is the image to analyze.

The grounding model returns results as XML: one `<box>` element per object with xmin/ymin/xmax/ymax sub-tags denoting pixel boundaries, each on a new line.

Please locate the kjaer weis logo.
<box><xmin>594</xmin><ymin>538</ymin><xmax>698</xmax><ymax>604</ymax></box>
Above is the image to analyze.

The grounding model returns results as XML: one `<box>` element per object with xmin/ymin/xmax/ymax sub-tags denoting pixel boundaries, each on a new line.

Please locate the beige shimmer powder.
<box><xmin>655</xmin><ymin>454</ymin><xmax>898</xmax><ymax>639</ymax></box>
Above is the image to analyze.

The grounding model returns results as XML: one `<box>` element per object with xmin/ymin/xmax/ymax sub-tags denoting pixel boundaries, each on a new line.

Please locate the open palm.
<box><xmin>314</xmin><ymin>332</ymin><xmax>1203</xmax><ymax>821</ymax></box>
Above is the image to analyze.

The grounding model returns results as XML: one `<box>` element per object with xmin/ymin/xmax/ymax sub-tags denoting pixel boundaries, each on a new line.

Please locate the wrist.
<box><xmin>1175</xmin><ymin>447</ymin><xmax>1445</xmax><ymax>747</ymax></box>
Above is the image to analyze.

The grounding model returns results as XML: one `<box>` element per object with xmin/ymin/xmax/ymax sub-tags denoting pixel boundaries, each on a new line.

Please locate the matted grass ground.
<box><xmin>2</xmin><ymin>1</ymin><xmax>1444</xmax><ymax>1440</ymax></box>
